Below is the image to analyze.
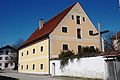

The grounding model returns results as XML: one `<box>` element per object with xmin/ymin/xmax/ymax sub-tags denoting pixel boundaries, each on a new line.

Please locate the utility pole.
<box><xmin>98</xmin><ymin>22</ymin><xmax>102</xmax><ymax>51</ymax></box>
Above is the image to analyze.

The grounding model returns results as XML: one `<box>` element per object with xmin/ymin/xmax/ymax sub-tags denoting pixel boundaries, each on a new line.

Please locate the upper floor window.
<box><xmin>83</xmin><ymin>17</ymin><xmax>85</xmax><ymax>22</ymax></box>
<box><xmin>27</xmin><ymin>51</ymin><xmax>29</xmax><ymax>55</ymax></box>
<box><xmin>76</xmin><ymin>16</ymin><xmax>80</xmax><ymax>24</ymax></box>
<box><xmin>71</xmin><ymin>15</ymin><xmax>74</xmax><ymax>20</ymax></box>
<box><xmin>78</xmin><ymin>45</ymin><xmax>82</xmax><ymax>53</ymax></box>
<box><xmin>41</xmin><ymin>46</ymin><xmax>43</xmax><ymax>52</ymax></box>
<box><xmin>40</xmin><ymin>64</ymin><xmax>43</xmax><ymax>70</ymax></box>
<box><xmin>0</xmin><ymin>57</ymin><xmax>2</xmax><ymax>60</ymax></box>
<box><xmin>0</xmin><ymin>50</ymin><xmax>3</xmax><ymax>53</ymax></box>
<box><xmin>89</xmin><ymin>30</ymin><xmax>93</xmax><ymax>35</ymax></box>
<box><xmin>63</xmin><ymin>44</ymin><xmax>68</xmax><ymax>50</ymax></box>
<box><xmin>33</xmin><ymin>49</ymin><xmax>35</xmax><ymax>53</ymax></box>
<box><xmin>5</xmin><ymin>51</ymin><xmax>9</xmax><ymax>55</ymax></box>
<box><xmin>33</xmin><ymin>64</ymin><xmax>35</xmax><ymax>70</ymax></box>
<box><xmin>62</xmin><ymin>27</ymin><xmax>67</xmax><ymax>33</ymax></box>
<box><xmin>0</xmin><ymin>63</ymin><xmax>2</xmax><ymax>66</ymax></box>
<box><xmin>5</xmin><ymin>57</ymin><xmax>8</xmax><ymax>60</ymax></box>
<box><xmin>22</xmin><ymin>52</ymin><xmax>23</xmax><ymax>56</ymax></box>
<box><xmin>77</xmin><ymin>29</ymin><xmax>81</xmax><ymax>39</ymax></box>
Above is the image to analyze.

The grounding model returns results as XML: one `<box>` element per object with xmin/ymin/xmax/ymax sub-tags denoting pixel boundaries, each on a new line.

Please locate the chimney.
<box><xmin>39</xmin><ymin>19</ymin><xmax>44</xmax><ymax>29</ymax></box>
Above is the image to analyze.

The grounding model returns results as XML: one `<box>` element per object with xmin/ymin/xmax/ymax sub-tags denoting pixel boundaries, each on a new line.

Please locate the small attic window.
<box><xmin>83</xmin><ymin>17</ymin><xmax>85</xmax><ymax>22</ymax></box>
<box><xmin>71</xmin><ymin>15</ymin><xmax>74</xmax><ymax>20</ymax></box>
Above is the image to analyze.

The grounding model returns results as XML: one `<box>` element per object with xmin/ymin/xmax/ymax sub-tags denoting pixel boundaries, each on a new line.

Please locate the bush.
<box><xmin>59</xmin><ymin>50</ymin><xmax>75</xmax><ymax>68</ymax></box>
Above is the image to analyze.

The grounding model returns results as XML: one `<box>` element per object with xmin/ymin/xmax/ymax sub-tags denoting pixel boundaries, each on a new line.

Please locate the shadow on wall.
<box><xmin>0</xmin><ymin>76</ymin><xmax>19</xmax><ymax>80</ymax></box>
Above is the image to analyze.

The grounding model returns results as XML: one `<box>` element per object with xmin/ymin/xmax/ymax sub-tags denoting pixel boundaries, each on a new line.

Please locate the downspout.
<box><xmin>48</xmin><ymin>36</ymin><xmax>51</xmax><ymax>75</ymax></box>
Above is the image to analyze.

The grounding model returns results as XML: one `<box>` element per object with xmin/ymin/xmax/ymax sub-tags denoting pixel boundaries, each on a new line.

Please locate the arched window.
<box><xmin>77</xmin><ymin>29</ymin><xmax>81</xmax><ymax>39</ymax></box>
<box><xmin>78</xmin><ymin>45</ymin><xmax>82</xmax><ymax>53</ymax></box>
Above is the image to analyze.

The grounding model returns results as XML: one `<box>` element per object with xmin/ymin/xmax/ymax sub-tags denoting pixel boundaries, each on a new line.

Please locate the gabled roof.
<box><xmin>0</xmin><ymin>45</ymin><xmax>17</xmax><ymax>51</ymax></box>
<box><xmin>19</xmin><ymin>2</ymin><xmax>77</xmax><ymax>49</ymax></box>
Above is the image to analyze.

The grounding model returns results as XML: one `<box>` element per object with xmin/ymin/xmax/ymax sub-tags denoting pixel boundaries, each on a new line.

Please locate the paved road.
<box><xmin>0</xmin><ymin>72</ymin><xmax>84</xmax><ymax>80</ymax></box>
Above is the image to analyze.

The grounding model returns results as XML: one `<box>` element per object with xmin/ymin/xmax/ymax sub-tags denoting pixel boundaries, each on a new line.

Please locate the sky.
<box><xmin>0</xmin><ymin>0</ymin><xmax>120</xmax><ymax>47</ymax></box>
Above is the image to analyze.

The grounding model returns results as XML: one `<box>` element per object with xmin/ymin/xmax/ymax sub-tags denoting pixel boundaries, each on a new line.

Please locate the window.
<box><xmin>22</xmin><ymin>52</ymin><xmax>23</xmax><ymax>56</ymax></box>
<box><xmin>83</xmin><ymin>17</ymin><xmax>85</xmax><ymax>22</ymax></box>
<box><xmin>5</xmin><ymin>57</ymin><xmax>8</xmax><ymax>60</ymax></box>
<box><xmin>63</xmin><ymin>44</ymin><xmax>68</xmax><ymax>50</ymax></box>
<box><xmin>77</xmin><ymin>29</ymin><xmax>81</xmax><ymax>39</ymax></box>
<box><xmin>33</xmin><ymin>49</ymin><xmax>35</xmax><ymax>53</ymax></box>
<box><xmin>10</xmin><ymin>63</ymin><xmax>13</xmax><ymax>66</ymax></box>
<box><xmin>76</xmin><ymin>16</ymin><xmax>80</xmax><ymax>24</ymax></box>
<box><xmin>11</xmin><ymin>51</ymin><xmax>13</xmax><ymax>53</ymax></box>
<box><xmin>26</xmin><ymin>65</ymin><xmax>28</xmax><ymax>69</ymax></box>
<box><xmin>62</xmin><ymin>27</ymin><xmax>67</xmax><ymax>33</ymax></box>
<box><xmin>5</xmin><ymin>63</ymin><xmax>8</xmax><ymax>68</ymax></box>
<box><xmin>5</xmin><ymin>51</ymin><xmax>9</xmax><ymax>55</ymax></box>
<box><xmin>78</xmin><ymin>45</ymin><xmax>82</xmax><ymax>53</ymax></box>
<box><xmin>89</xmin><ymin>30</ymin><xmax>93</xmax><ymax>35</ymax></box>
<box><xmin>40</xmin><ymin>64</ymin><xmax>43</xmax><ymax>70</ymax></box>
<box><xmin>0</xmin><ymin>50</ymin><xmax>3</xmax><ymax>53</ymax></box>
<box><xmin>72</xmin><ymin>15</ymin><xmax>74</xmax><ymax>20</ymax></box>
<box><xmin>0</xmin><ymin>63</ymin><xmax>2</xmax><ymax>66</ymax></box>
<box><xmin>11</xmin><ymin>57</ymin><xmax>13</xmax><ymax>60</ymax></box>
<box><xmin>33</xmin><ymin>64</ymin><xmax>35</xmax><ymax>70</ymax></box>
<box><xmin>27</xmin><ymin>51</ymin><xmax>29</xmax><ymax>55</ymax></box>
<box><xmin>41</xmin><ymin>46</ymin><xmax>43</xmax><ymax>52</ymax></box>
<box><xmin>21</xmin><ymin>65</ymin><xmax>23</xmax><ymax>70</ymax></box>
<box><xmin>90</xmin><ymin>46</ymin><xmax>94</xmax><ymax>49</ymax></box>
<box><xmin>0</xmin><ymin>57</ymin><xmax>2</xmax><ymax>60</ymax></box>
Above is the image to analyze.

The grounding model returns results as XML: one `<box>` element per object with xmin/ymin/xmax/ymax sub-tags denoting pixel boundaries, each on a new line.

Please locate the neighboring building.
<box><xmin>0</xmin><ymin>45</ymin><xmax>17</xmax><ymax>70</ymax></box>
<box><xmin>112</xmin><ymin>32</ymin><xmax>120</xmax><ymax>51</ymax></box>
<box><xmin>18</xmin><ymin>2</ymin><xmax>103</xmax><ymax>74</ymax></box>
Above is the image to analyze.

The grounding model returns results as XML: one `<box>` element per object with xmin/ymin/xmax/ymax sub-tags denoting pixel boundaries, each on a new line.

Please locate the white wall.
<box><xmin>50</xmin><ymin>56</ymin><xmax>108</xmax><ymax>79</ymax></box>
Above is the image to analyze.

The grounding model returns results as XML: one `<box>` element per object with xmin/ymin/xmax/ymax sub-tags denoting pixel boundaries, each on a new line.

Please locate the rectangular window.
<box><xmin>22</xmin><ymin>52</ymin><xmax>23</xmax><ymax>56</ymax></box>
<box><xmin>77</xmin><ymin>29</ymin><xmax>81</xmax><ymax>39</ymax></box>
<box><xmin>76</xmin><ymin>16</ymin><xmax>80</xmax><ymax>24</ymax></box>
<box><xmin>10</xmin><ymin>63</ymin><xmax>13</xmax><ymax>66</ymax></box>
<box><xmin>0</xmin><ymin>63</ymin><xmax>2</xmax><ymax>66</ymax></box>
<box><xmin>0</xmin><ymin>57</ymin><xmax>2</xmax><ymax>60</ymax></box>
<box><xmin>63</xmin><ymin>44</ymin><xmax>68</xmax><ymax>50</ymax></box>
<box><xmin>5</xmin><ymin>57</ymin><xmax>8</xmax><ymax>60</ymax></box>
<box><xmin>21</xmin><ymin>65</ymin><xmax>23</xmax><ymax>70</ymax></box>
<box><xmin>41</xmin><ymin>46</ymin><xmax>43</xmax><ymax>52</ymax></box>
<box><xmin>40</xmin><ymin>64</ymin><xmax>43</xmax><ymax>70</ymax></box>
<box><xmin>27</xmin><ymin>51</ymin><xmax>29</xmax><ymax>55</ymax></box>
<box><xmin>83</xmin><ymin>17</ymin><xmax>85</xmax><ymax>22</ymax></box>
<box><xmin>33</xmin><ymin>64</ymin><xmax>35</xmax><ymax>70</ymax></box>
<box><xmin>72</xmin><ymin>15</ymin><xmax>74</xmax><ymax>20</ymax></box>
<box><xmin>0</xmin><ymin>50</ymin><xmax>3</xmax><ymax>53</ymax></box>
<box><xmin>26</xmin><ymin>65</ymin><xmax>28</xmax><ymax>69</ymax></box>
<box><xmin>90</xmin><ymin>46</ymin><xmax>94</xmax><ymax>49</ymax></box>
<box><xmin>6</xmin><ymin>51</ymin><xmax>9</xmax><ymax>55</ymax></box>
<box><xmin>33</xmin><ymin>49</ymin><xmax>35</xmax><ymax>53</ymax></box>
<box><xmin>89</xmin><ymin>30</ymin><xmax>93</xmax><ymax>35</ymax></box>
<box><xmin>62</xmin><ymin>27</ymin><xmax>67</xmax><ymax>33</ymax></box>
<box><xmin>5</xmin><ymin>63</ymin><xmax>8</xmax><ymax>68</ymax></box>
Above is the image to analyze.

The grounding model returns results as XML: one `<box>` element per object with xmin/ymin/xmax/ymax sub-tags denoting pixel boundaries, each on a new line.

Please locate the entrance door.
<box><xmin>52</xmin><ymin>63</ymin><xmax>55</xmax><ymax>76</ymax></box>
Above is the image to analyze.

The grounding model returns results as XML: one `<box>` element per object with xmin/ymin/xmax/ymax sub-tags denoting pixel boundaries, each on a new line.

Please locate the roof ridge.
<box><xmin>19</xmin><ymin>2</ymin><xmax>77</xmax><ymax>49</ymax></box>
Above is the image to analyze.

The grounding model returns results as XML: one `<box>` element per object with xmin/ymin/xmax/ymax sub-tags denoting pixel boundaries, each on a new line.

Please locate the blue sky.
<box><xmin>0</xmin><ymin>0</ymin><xmax>120</xmax><ymax>46</ymax></box>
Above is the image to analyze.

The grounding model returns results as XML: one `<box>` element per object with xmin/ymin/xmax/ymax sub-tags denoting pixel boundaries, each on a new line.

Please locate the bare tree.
<box><xmin>104</xmin><ymin>31</ymin><xmax>120</xmax><ymax>52</ymax></box>
<box><xmin>12</xmin><ymin>38</ymin><xmax>24</xmax><ymax>49</ymax></box>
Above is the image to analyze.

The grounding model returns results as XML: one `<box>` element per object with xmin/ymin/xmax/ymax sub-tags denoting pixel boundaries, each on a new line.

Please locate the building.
<box><xmin>0</xmin><ymin>45</ymin><xmax>17</xmax><ymax>70</ymax></box>
<box><xmin>112</xmin><ymin>32</ymin><xmax>120</xmax><ymax>51</ymax></box>
<box><xmin>18</xmin><ymin>2</ymin><xmax>103</xmax><ymax>74</ymax></box>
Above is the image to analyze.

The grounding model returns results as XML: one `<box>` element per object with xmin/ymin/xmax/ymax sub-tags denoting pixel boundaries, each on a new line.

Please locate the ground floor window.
<box><xmin>40</xmin><ymin>64</ymin><xmax>43</xmax><ymax>70</ymax></box>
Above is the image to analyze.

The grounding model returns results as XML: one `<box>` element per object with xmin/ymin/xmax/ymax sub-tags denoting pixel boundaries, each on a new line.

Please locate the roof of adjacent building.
<box><xmin>19</xmin><ymin>2</ymin><xmax>77</xmax><ymax>49</ymax></box>
<box><xmin>0</xmin><ymin>45</ymin><xmax>17</xmax><ymax>51</ymax></box>
<box><xmin>112</xmin><ymin>31</ymin><xmax>120</xmax><ymax>39</ymax></box>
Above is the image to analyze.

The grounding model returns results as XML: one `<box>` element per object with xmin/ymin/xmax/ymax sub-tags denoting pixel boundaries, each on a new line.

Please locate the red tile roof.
<box><xmin>19</xmin><ymin>3</ymin><xmax>76</xmax><ymax>49</ymax></box>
